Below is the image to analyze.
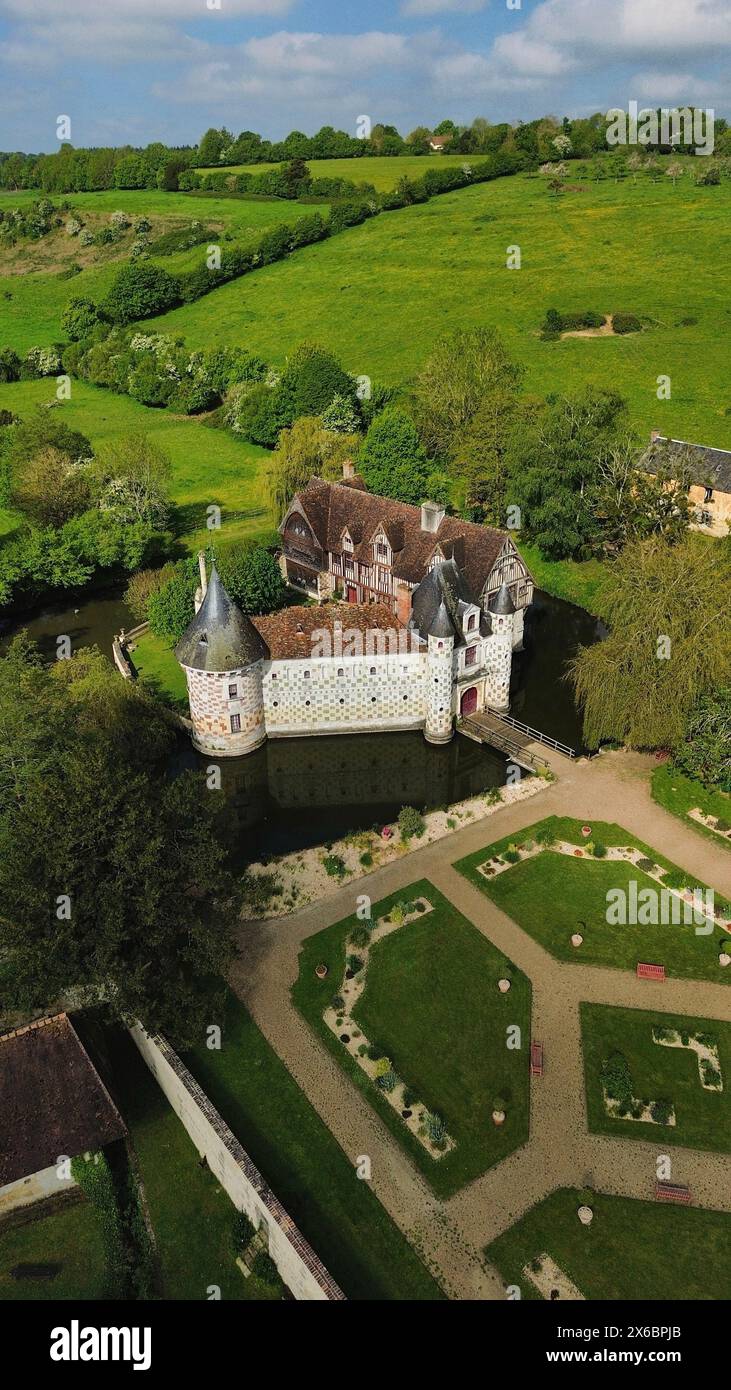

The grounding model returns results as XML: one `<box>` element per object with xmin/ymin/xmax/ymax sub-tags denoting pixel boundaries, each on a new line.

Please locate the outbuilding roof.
<box><xmin>0</xmin><ymin>1014</ymin><xmax>125</xmax><ymax>1187</ymax></box>
<box><xmin>642</xmin><ymin>436</ymin><xmax>731</xmax><ymax>493</ymax></box>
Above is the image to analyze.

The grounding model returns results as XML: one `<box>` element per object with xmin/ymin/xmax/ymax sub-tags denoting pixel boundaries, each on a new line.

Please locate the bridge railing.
<box><xmin>495</xmin><ymin>712</ymin><xmax>577</xmax><ymax>759</ymax></box>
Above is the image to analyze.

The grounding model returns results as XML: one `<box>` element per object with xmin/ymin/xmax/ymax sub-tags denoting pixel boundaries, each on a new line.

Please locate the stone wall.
<box><xmin>0</xmin><ymin>1164</ymin><xmax>75</xmax><ymax>1218</ymax></box>
<box><xmin>185</xmin><ymin>664</ymin><xmax>266</xmax><ymax>757</ymax></box>
<box><xmin>262</xmin><ymin>650</ymin><xmax>428</xmax><ymax>739</ymax></box>
<box><xmin>128</xmin><ymin>1023</ymin><xmax>345</xmax><ymax>1302</ymax></box>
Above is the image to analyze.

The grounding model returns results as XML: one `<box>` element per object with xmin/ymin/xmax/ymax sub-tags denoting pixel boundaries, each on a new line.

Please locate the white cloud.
<box><xmin>400</xmin><ymin>0</ymin><xmax>489</xmax><ymax>15</ymax></box>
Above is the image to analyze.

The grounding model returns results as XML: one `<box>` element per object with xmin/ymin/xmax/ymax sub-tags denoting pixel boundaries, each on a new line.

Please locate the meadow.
<box><xmin>199</xmin><ymin>153</ymin><xmax>476</xmax><ymax>190</ymax></box>
<box><xmin>0</xmin><ymin>378</ymin><xmax>273</xmax><ymax>553</ymax></box>
<box><xmin>150</xmin><ymin>167</ymin><xmax>731</xmax><ymax>447</ymax></box>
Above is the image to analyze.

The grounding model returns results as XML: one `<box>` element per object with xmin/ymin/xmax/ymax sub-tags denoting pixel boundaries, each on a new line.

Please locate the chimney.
<box><xmin>342</xmin><ymin>459</ymin><xmax>355</xmax><ymax>481</ymax></box>
<box><xmin>421</xmin><ymin>500</ymin><xmax>446</xmax><ymax>534</ymax></box>
<box><xmin>194</xmin><ymin>551</ymin><xmax>208</xmax><ymax>614</ymax></box>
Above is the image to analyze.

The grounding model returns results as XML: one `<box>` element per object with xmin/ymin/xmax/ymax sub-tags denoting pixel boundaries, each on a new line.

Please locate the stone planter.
<box><xmin>578</xmin><ymin>1205</ymin><xmax>593</xmax><ymax>1226</ymax></box>
<box><xmin>581</xmin><ymin>826</ymin><xmax>592</xmax><ymax>838</ymax></box>
<box><xmin>719</xmin><ymin>953</ymin><xmax>730</xmax><ymax>968</ymax></box>
<box><xmin>498</xmin><ymin>978</ymin><xmax>511</xmax><ymax>993</ymax></box>
<box><xmin>571</xmin><ymin>933</ymin><xmax>583</xmax><ymax>948</ymax></box>
<box><xmin>315</xmin><ymin>963</ymin><xmax>328</xmax><ymax>979</ymax></box>
<box><xmin>492</xmin><ymin>1110</ymin><xmax>506</xmax><ymax>1126</ymax></box>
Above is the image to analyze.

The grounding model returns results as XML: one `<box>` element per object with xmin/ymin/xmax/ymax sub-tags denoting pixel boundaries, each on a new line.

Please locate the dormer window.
<box><xmin>704</xmin><ymin>486</ymin><xmax>714</xmax><ymax>503</ymax></box>
<box><xmin>342</xmin><ymin>531</ymin><xmax>353</xmax><ymax>552</ymax></box>
<box><xmin>467</xmin><ymin>613</ymin><xmax>477</xmax><ymax>632</ymax></box>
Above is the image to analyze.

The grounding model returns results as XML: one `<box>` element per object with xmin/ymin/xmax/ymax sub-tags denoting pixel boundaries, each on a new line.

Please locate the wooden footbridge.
<box><xmin>458</xmin><ymin>711</ymin><xmax>577</xmax><ymax>773</ymax></box>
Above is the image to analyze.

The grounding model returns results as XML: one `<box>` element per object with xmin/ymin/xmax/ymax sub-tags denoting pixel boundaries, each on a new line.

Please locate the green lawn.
<box><xmin>581</xmin><ymin>1003</ymin><xmax>731</xmax><ymax>1154</ymax></box>
<box><xmin>102</xmin><ymin>1026</ymin><xmax>280</xmax><ymax>1301</ymax></box>
<box><xmin>652</xmin><ymin>763</ymin><xmax>731</xmax><ymax>851</ymax></box>
<box><xmin>487</xmin><ymin>1187</ymin><xmax>731</xmax><ymax>1300</ymax></box>
<box><xmin>150</xmin><ymin>166</ymin><xmax>731</xmax><ymax>447</ymax></box>
<box><xmin>293</xmin><ymin>881</ymin><xmax>531</xmax><ymax>1196</ymax></box>
<box><xmin>130</xmin><ymin>631</ymin><xmax>189</xmax><ymax>710</ymax></box>
<box><xmin>182</xmin><ymin>991</ymin><xmax>444</xmax><ymax>1300</ymax></box>
<box><xmin>0</xmin><ymin>1199</ymin><xmax>107</xmax><ymax>1301</ymax></box>
<box><xmin>0</xmin><ymin>379</ymin><xmax>273</xmax><ymax>554</ymax></box>
<box><xmin>203</xmin><ymin>154</ymin><xmax>476</xmax><ymax>192</ymax></box>
<box><xmin>519</xmin><ymin>543</ymin><xmax>609</xmax><ymax>617</ymax></box>
<box><xmin>455</xmin><ymin>817</ymin><xmax>731</xmax><ymax>984</ymax></box>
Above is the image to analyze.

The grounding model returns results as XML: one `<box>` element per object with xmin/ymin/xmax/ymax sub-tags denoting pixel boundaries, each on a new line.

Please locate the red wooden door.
<box><xmin>346</xmin><ymin>586</ymin><xmax>357</xmax><ymax>603</ymax></box>
<box><xmin>461</xmin><ymin>686</ymin><xmax>478</xmax><ymax>715</ymax></box>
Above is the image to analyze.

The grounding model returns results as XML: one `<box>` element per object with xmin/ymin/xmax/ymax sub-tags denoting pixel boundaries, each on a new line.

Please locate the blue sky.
<box><xmin>0</xmin><ymin>0</ymin><xmax>728</xmax><ymax>152</ymax></box>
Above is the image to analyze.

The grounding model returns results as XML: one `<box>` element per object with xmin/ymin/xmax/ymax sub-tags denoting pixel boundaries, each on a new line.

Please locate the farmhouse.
<box><xmin>279</xmin><ymin>470</ymin><xmax>534</xmax><ymax>648</ymax></box>
<box><xmin>429</xmin><ymin>134</ymin><xmax>453</xmax><ymax>151</ymax></box>
<box><xmin>643</xmin><ymin>432</ymin><xmax>731</xmax><ymax>536</ymax></box>
<box><xmin>0</xmin><ymin>1014</ymin><xmax>125</xmax><ymax>1217</ymax></box>
<box><xmin>175</xmin><ymin>556</ymin><xmax>518</xmax><ymax>758</ymax></box>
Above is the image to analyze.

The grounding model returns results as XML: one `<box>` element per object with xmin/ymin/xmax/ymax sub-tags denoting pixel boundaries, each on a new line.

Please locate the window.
<box><xmin>230</xmin><ymin>714</ymin><xmax>241</xmax><ymax>733</ymax></box>
<box><xmin>303</xmin><ymin>670</ymin><xmax>310</xmax><ymax>679</ymax></box>
<box><xmin>465</xmin><ymin>645</ymin><xmax>477</xmax><ymax>667</ymax></box>
<box><xmin>370</xmin><ymin>666</ymin><xmax>376</xmax><ymax>676</ymax></box>
<box><xmin>467</xmin><ymin>613</ymin><xmax>477</xmax><ymax>632</ymax></box>
<box><xmin>376</xmin><ymin>542</ymin><xmax>388</xmax><ymax>560</ymax></box>
<box><xmin>228</xmin><ymin>683</ymin><xmax>237</xmax><ymax>698</ymax></box>
<box><xmin>704</xmin><ymin>486</ymin><xmax>715</xmax><ymax>503</ymax></box>
<box><xmin>337</xmin><ymin>668</ymin><xmax>344</xmax><ymax>677</ymax></box>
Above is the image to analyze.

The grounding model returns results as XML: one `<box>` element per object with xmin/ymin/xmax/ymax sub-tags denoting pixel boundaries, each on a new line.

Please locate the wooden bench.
<box><xmin>655</xmin><ymin>1181</ymin><xmax>692</xmax><ymax>1205</ymax></box>
<box><xmin>637</xmin><ymin>962</ymin><xmax>666</xmax><ymax>981</ymax></box>
<box><xmin>530</xmin><ymin>1041</ymin><xmax>544</xmax><ymax>1077</ymax></box>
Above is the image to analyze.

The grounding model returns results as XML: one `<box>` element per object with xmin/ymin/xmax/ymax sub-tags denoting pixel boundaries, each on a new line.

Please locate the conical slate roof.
<box><xmin>175</xmin><ymin>566</ymin><xmax>269</xmax><ymax>672</ymax></box>
<box><xmin>490</xmin><ymin>582</ymin><xmax>515</xmax><ymax>616</ymax></box>
<box><xmin>409</xmin><ymin>558</ymin><xmax>484</xmax><ymax>646</ymax></box>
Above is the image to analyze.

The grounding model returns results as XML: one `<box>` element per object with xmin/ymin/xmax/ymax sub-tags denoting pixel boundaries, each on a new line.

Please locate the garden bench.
<box><xmin>637</xmin><ymin>962</ymin><xmax>666</xmax><ymax>981</ymax></box>
<box><xmin>655</xmin><ymin>1181</ymin><xmax>692</xmax><ymax>1205</ymax></box>
<box><xmin>530</xmin><ymin>1041</ymin><xmax>544</xmax><ymax>1077</ymax></box>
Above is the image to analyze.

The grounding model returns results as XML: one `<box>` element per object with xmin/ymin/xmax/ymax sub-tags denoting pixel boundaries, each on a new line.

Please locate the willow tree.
<box><xmin>266</xmin><ymin>416</ymin><xmax>360</xmax><ymax>522</ymax></box>
<box><xmin>570</xmin><ymin>535</ymin><xmax>731</xmax><ymax>750</ymax></box>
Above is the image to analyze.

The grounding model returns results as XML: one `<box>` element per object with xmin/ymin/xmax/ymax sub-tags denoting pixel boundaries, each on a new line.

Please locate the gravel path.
<box><xmin>228</xmin><ymin>750</ymin><xmax>731</xmax><ymax>1300</ymax></box>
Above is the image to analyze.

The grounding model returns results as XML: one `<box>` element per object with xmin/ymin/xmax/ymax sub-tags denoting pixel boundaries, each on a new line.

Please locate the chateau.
<box><xmin>175</xmin><ymin>543</ymin><xmax>524</xmax><ymax>759</ymax></box>
<box><xmin>279</xmin><ymin>470</ymin><xmax>534</xmax><ymax>648</ymax></box>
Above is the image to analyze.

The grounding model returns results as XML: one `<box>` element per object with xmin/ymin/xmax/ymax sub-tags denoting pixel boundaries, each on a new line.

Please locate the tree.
<box><xmin>593</xmin><ymin>439</ymin><xmax>690</xmax><ymax>553</ymax></box>
<box><xmin>11</xmin><ymin>444</ymin><xmax>94</xmax><ymax>526</ymax></box>
<box><xmin>197</xmin><ymin>127</ymin><xmax>229</xmax><ymax>166</ymax></box>
<box><xmin>358</xmin><ymin>408</ymin><xmax>429</xmax><ymax>505</ymax></box>
<box><xmin>0</xmin><ymin>640</ymin><xmax>235</xmax><ymax>1043</ymax></box>
<box><xmin>102</xmin><ymin>262</ymin><xmax>181</xmax><ymax>325</ymax></box>
<box><xmin>92</xmin><ymin>434</ymin><xmax>172</xmax><ymax>528</ymax></box>
<box><xmin>61</xmin><ymin>297</ymin><xmax>106</xmax><ymax>342</ymax></box>
<box><xmin>451</xmin><ymin>387</ymin><xmax>519</xmax><ymax>522</ymax></box>
<box><xmin>504</xmin><ymin>388</ymin><xmax>627</xmax><ymax>559</ymax></box>
<box><xmin>673</xmin><ymin>688</ymin><xmax>731</xmax><ymax>790</ymax></box>
<box><xmin>412</xmin><ymin>327</ymin><xmax>523</xmax><ymax>462</ymax></box>
<box><xmin>570</xmin><ymin>536</ymin><xmax>731</xmax><ymax>750</ymax></box>
<box><xmin>216</xmin><ymin>542</ymin><xmax>285</xmax><ymax>616</ymax></box>
<box><xmin>148</xmin><ymin>557</ymin><xmax>198</xmax><ymax>640</ymax></box>
<box><xmin>267</xmin><ymin>416</ymin><xmax>360</xmax><ymax>521</ymax></box>
<box><xmin>321</xmin><ymin>393</ymin><xmax>361</xmax><ymax>434</ymax></box>
<box><xmin>278</xmin><ymin>342</ymin><xmax>357</xmax><ymax>420</ymax></box>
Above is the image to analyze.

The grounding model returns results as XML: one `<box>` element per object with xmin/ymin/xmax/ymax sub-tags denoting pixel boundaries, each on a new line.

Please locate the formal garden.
<box><xmin>487</xmin><ymin>1187</ymin><xmax>731</xmax><ymax>1301</ymax></box>
<box><xmin>581</xmin><ymin>1003</ymin><xmax>731</xmax><ymax>1154</ymax></box>
<box><xmin>455</xmin><ymin>816</ymin><xmax>731</xmax><ymax>983</ymax></box>
<box><xmin>293</xmin><ymin>880</ymin><xmax>531</xmax><ymax>1196</ymax></box>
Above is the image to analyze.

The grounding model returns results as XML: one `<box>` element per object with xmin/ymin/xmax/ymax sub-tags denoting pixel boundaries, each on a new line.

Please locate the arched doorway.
<box><xmin>460</xmin><ymin>686</ymin><xmax>478</xmax><ymax>716</ymax></box>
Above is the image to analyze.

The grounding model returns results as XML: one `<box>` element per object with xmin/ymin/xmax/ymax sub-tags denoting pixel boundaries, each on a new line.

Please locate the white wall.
<box><xmin>0</xmin><ymin>1165</ymin><xmax>75</xmax><ymax>1217</ymax></box>
<box><xmin>128</xmin><ymin>1023</ymin><xmax>345</xmax><ymax>1302</ymax></box>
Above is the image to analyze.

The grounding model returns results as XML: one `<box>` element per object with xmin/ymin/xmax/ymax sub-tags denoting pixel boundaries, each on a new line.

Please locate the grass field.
<box><xmin>200</xmin><ymin>153</ymin><xmax>476</xmax><ymax>191</ymax></box>
<box><xmin>131</xmin><ymin>630</ymin><xmax>189</xmax><ymax>709</ymax></box>
<box><xmin>652</xmin><ymin>764</ymin><xmax>731</xmax><ymax>851</ymax></box>
<box><xmin>0</xmin><ymin>1199</ymin><xmax>107</xmax><ymax>1301</ymax></box>
<box><xmin>183</xmin><ymin>991</ymin><xmax>444</xmax><ymax>1300</ymax></box>
<box><xmin>455</xmin><ymin>817</ymin><xmax>731</xmax><ymax>984</ymax></box>
<box><xmin>150</xmin><ymin>168</ymin><xmax>731</xmax><ymax>447</ymax></box>
<box><xmin>293</xmin><ymin>881</ymin><xmax>531</xmax><ymax>1196</ymax></box>
<box><xmin>487</xmin><ymin>1187</ymin><xmax>731</xmax><ymax>1300</ymax></box>
<box><xmin>581</xmin><ymin>1003</ymin><xmax>731</xmax><ymax>1154</ymax></box>
<box><xmin>0</xmin><ymin>188</ymin><xmax>326</xmax><ymax>353</ymax></box>
<box><xmin>0</xmin><ymin>379</ymin><xmax>273</xmax><ymax>553</ymax></box>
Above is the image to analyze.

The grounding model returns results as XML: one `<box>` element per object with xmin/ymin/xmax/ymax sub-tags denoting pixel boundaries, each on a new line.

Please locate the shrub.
<box><xmin>503</xmin><ymin>848</ymin><xmax>520</xmax><ymax>864</ymax></box>
<box><xmin>601</xmin><ymin>1051</ymin><xmax>633</xmax><ymax>1105</ymax></box>
<box><xmin>346</xmin><ymin>954</ymin><xmax>363</xmax><ymax>975</ymax></box>
<box><xmin>650</xmin><ymin>1097</ymin><xmax>673</xmax><ymax>1125</ymax></box>
<box><xmin>592</xmin><ymin>841</ymin><xmax>607</xmax><ymax>858</ymax></box>
<box><xmin>102</xmin><ymin>262</ymin><xmax>182</xmax><ymax>325</ymax></box>
<box><xmin>367</xmin><ymin>1042</ymin><xmax>383</xmax><ymax>1061</ymax></box>
<box><xmin>402</xmin><ymin>1086</ymin><xmax>418</xmax><ymax>1108</ymax></box>
<box><xmin>398</xmin><ymin>805</ymin><xmax>426</xmax><ymax>841</ymax></box>
<box><xmin>322</xmin><ymin>853</ymin><xmax>347</xmax><ymax>879</ymax></box>
<box><xmin>62</xmin><ymin>296</ymin><xmax>106</xmax><ymax>342</ymax></box>
<box><xmin>349</xmin><ymin>924</ymin><xmax>370</xmax><ymax>948</ymax></box>
<box><xmin>376</xmin><ymin>1068</ymin><xmax>398</xmax><ymax>1092</ymax></box>
<box><xmin>330</xmin><ymin>994</ymin><xmax>344</xmax><ymax>1011</ymax></box>
<box><xmin>232</xmin><ymin>1209</ymin><xmax>255</xmax><ymax>1253</ymax></box>
<box><xmin>359</xmin><ymin>850</ymin><xmax>373</xmax><ymax>868</ymax></box>
<box><xmin>251</xmin><ymin>1251</ymin><xmax>280</xmax><ymax>1286</ymax></box>
<box><xmin>636</xmin><ymin>857</ymin><xmax>655</xmax><ymax>873</ymax></box>
<box><xmin>612</xmin><ymin>312</ymin><xmax>642</xmax><ymax>335</ymax></box>
<box><xmin>424</xmin><ymin>1112</ymin><xmax>447</xmax><ymax>1148</ymax></box>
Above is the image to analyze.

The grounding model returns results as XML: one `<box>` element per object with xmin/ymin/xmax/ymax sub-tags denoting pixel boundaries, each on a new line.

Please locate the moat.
<box><xmin>4</xmin><ymin>585</ymin><xmax>603</xmax><ymax>858</ymax></box>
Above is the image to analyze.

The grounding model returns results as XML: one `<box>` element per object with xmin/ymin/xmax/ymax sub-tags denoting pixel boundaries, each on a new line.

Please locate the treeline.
<box><xmin>0</xmin><ymin>142</ymin><xmax>195</xmax><ymax>194</ymax></box>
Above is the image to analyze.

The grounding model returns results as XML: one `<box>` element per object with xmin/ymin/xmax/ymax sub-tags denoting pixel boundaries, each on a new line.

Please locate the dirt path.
<box><xmin>228</xmin><ymin>750</ymin><xmax>731</xmax><ymax>1300</ymax></box>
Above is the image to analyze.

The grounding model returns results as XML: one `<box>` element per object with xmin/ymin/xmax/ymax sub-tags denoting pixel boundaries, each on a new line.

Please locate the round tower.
<box><xmin>485</xmin><ymin>582</ymin><xmax>515</xmax><ymax>713</ymax></box>
<box><xmin>425</xmin><ymin>623</ymin><xmax>455</xmax><ymax>744</ymax></box>
<box><xmin>175</xmin><ymin>565</ymin><xmax>269</xmax><ymax>757</ymax></box>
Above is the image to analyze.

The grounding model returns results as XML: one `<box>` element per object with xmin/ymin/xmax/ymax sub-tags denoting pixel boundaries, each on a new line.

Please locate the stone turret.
<box><xmin>409</xmin><ymin>560</ymin><xmax>466</xmax><ymax>745</ymax></box>
<box><xmin>486</xmin><ymin>583</ymin><xmax>514</xmax><ymax>712</ymax></box>
<box><xmin>175</xmin><ymin>565</ymin><xmax>269</xmax><ymax>757</ymax></box>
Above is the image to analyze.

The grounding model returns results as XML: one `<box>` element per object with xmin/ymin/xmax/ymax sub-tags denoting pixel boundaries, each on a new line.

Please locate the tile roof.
<box><xmin>253</xmin><ymin>603</ymin><xmax>412</xmax><ymax>661</ymax></box>
<box><xmin>0</xmin><ymin>1014</ymin><xmax>126</xmax><ymax>1187</ymax></box>
<box><xmin>409</xmin><ymin>558</ymin><xmax>489</xmax><ymax>646</ymax></box>
<box><xmin>642</xmin><ymin>437</ymin><xmax>731</xmax><ymax>493</ymax></box>
<box><xmin>286</xmin><ymin>478</ymin><xmax>509</xmax><ymax>596</ymax></box>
